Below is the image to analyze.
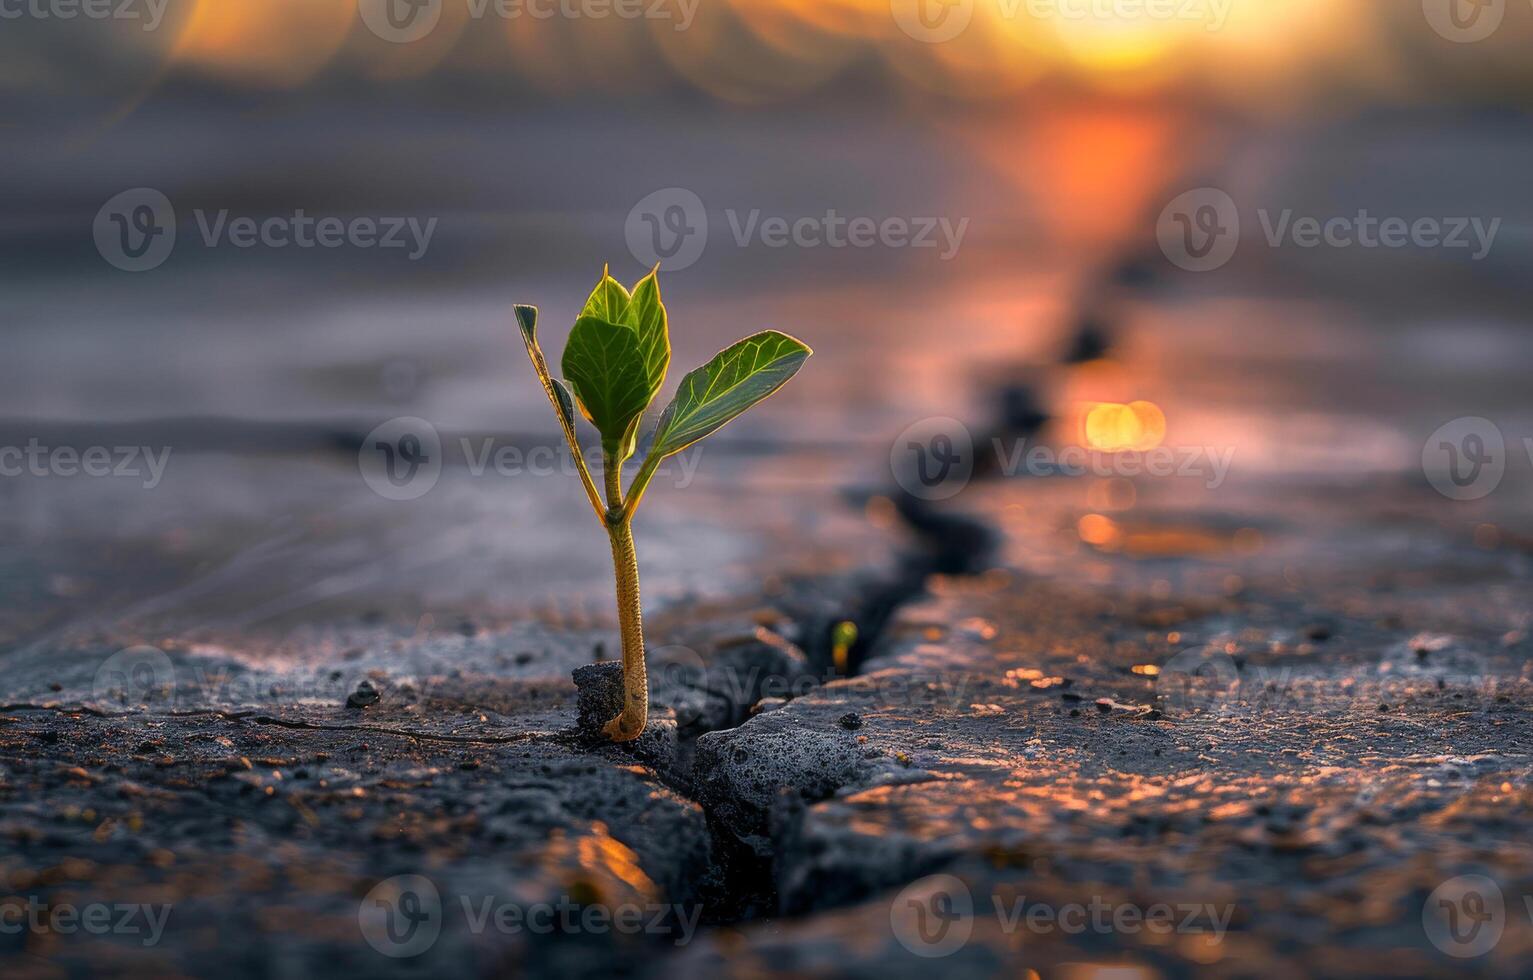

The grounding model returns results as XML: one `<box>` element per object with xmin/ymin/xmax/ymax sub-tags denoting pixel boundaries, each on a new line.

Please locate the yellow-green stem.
<box><xmin>601</xmin><ymin>460</ymin><xmax>647</xmax><ymax>741</ymax></box>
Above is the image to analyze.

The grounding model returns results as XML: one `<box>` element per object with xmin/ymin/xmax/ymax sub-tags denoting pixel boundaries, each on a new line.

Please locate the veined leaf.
<box><xmin>579</xmin><ymin>267</ymin><xmax>669</xmax><ymax>400</ymax></box>
<box><xmin>580</xmin><ymin>268</ymin><xmax>632</xmax><ymax>324</ymax></box>
<box><xmin>648</xmin><ymin>331</ymin><xmax>811</xmax><ymax>459</ymax></box>
<box><xmin>626</xmin><ymin>267</ymin><xmax>670</xmax><ymax>400</ymax></box>
<box><xmin>562</xmin><ymin>314</ymin><xmax>655</xmax><ymax>460</ymax></box>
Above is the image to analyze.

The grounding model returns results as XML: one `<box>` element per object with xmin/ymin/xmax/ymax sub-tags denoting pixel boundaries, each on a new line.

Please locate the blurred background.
<box><xmin>5</xmin><ymin>0</ymin><xmax>1533</xmax><ymax>645</ymax></box>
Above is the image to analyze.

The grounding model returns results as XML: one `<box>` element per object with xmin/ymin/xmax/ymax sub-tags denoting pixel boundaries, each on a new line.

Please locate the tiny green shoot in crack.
<box><xmin>517</xmin><ymin>266</ymin><xmax>811</xmax><ymax>741</ymax></box>
<box><xmin>831</xmin><ymin>620</ymin><xmax>858</xmax><ymax>676</ymax></box>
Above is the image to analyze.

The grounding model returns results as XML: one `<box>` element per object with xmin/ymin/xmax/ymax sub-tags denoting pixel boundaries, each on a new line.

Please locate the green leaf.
<box><xmin>551</xmin><ymin>378</ymin><xmax>578</xmax><ymax>428</ymax></box>
<box><xmin>561</xmin><ymin>314</ymin><xmax>655</xmax><ymax>460</ymax></box>
<box><xmin>648</xmin><ymin>331</ymin><xmax>811</xmax><ymax>459</ymax></box>
<box><xmin>580</xmin><ymin>268</ymin><xmax>631</xmax><ymax>324</ymax></box>
<box><xmin>626</xmin><ymin>267</ymin><xmax>670</xmax><ymax>400</ymax></box>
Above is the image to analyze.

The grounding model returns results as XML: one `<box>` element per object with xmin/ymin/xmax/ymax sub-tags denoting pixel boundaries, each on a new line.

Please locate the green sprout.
<box><xmin>516</xmin><ymin>266</ymin><xmax>811</xmax><ymax>741</ymax></box>
<box><xmin>831</xmin><ymin>620</ymin><xmax>858</xmax><ymax>676</ymax></box>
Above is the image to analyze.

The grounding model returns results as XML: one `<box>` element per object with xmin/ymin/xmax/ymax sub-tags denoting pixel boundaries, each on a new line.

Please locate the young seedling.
<box><xmin>516</xmin><ymin>267</ymin><xmax>811</xmax><ymax>741</ymax></box>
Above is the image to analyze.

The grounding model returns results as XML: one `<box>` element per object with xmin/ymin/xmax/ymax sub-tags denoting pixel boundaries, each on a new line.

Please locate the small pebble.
<box><xmin>838</xmin><ymin>712</ymin><xmax>863</xmax><ymax>730</ymax></box>
<box><xmin>346</xmin><ymin>680</ymin><xmax>380</xmax><ymax>710</ymax></box>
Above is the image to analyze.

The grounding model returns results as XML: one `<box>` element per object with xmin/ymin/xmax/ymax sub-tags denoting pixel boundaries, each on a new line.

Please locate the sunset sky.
<box><xmin>12</xmin><ymin>0</ymin><xmax>1531</xmax><ymax>110</ymax></box>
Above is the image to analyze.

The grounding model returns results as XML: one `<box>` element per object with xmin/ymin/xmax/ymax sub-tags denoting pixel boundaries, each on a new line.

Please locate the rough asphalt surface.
<box><xmin>4</xmin><ymin>473</ymin><xmax>1533</xmax><ymax>980</ymax></box>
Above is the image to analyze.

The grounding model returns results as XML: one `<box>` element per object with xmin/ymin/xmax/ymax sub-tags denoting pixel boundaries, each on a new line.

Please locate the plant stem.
<box><xmin>601</xmin><ymin>459</ymin><xmax>648</xmax><ymax>741</ymax></box>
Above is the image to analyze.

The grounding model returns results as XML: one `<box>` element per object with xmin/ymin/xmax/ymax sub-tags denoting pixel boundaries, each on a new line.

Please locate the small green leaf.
<box><xmin>562</xmin><ymin>315</ymin><xmax>655</xmax><ymax>460</ymax></box>
<box><xmin>626</xmin><ymin>267</ymin><xmax>670</xmax><ymax>400</ymax></box>
<box><xmin>551</xmin><ymin>378</ymin><xmax>578</xmax><ymax>428</ymax></box>
<box><xmin>648</xmin><ymin>331</ymin><xmax>811</xmax><ymax>459</ymax></box>
<box><xmin>580</xmin><ymin>268</ymin><xmax>631</xmax><ymax>324</ymax></box>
